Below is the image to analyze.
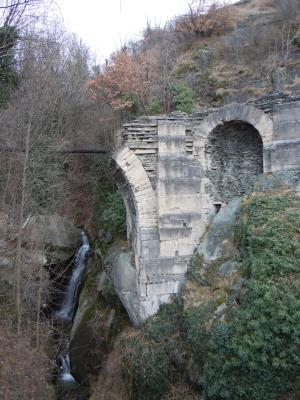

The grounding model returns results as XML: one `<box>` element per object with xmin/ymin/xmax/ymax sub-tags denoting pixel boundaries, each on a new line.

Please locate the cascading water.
<box><xmin>56</xmin><ymin>343</ymin><xmax>76</xmax><ymax>385</ymax></box>
<box><xmin>56</xmin><ymin>231</ymin><xmax>90</xmax><ymax>321</ymax></box>
<box><xmin>55</xmin><ymin>231</ymin><xmax>90</xmax><ymax>387</ymax></box>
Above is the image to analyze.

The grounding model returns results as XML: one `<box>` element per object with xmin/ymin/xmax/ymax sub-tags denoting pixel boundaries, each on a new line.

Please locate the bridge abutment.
<box><xmin>111</xmin><ymin>99</ymin><xmax>300</xmax><ymax>324</ymax></box>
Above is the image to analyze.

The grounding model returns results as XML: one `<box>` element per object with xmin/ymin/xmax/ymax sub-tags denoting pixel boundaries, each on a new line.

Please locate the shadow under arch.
<box><xmin>195</xmin><ymin>103</ymin><xmax>273</xmax><ymax>173</ymax></box>
<box><xmin>206</xmin><ymin>120</ymin><xmax>263</xmax><ymax>204</ymax></box>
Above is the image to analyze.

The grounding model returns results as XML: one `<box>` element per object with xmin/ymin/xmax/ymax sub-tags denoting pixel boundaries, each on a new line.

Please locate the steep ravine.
<box><xmin>53</xmin><ymin>170</ymin><xmax>300</xmax><ymax>400</ymax></box>
<box><xmin>73</xmin><ymin>170</ymin><xmax>300</xmax><ymax>400</ymax></box>
<box><xmin>63</xmin><ymin>238</ymin><xmax>130</xmax><ymax>399</ymax></box>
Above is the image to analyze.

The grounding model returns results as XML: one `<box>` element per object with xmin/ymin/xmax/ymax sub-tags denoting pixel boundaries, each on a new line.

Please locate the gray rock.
<box><xmin>24</xmin><ymin>215</ymin><xmax>81</xmax><ymax>263</ymax></box>
<box><xmin>110</xmin><ymin>251</ymin><xmax>138</xmax><ymax>294</ymax></box>
<box><xmin>254</xmin><ymin>170</ymin><xmax>300</xmax><ymax>193</ymax></box>
<box><xmin>212</xmin><ymin>197</ymin><xmax>241</xmax><ymax>228</ymax></box>
<box><xmin>106</xmin><ymin>247</ymin><xmax>142</xmax><ymax>326</ymax></box>
<box><xmin>215</xmin><ymin>303</ymin><xmax>227</xmax><ymax>315</ymax></box>
<box><xmin>197</xmin><ymin>197</ymin><xmax>241</xmax><ymax>263</ymax></box>
<box><xmin>105</xmin><ymin>309</ymin><xmax>116</xmax><ymax>332</ymax></box>
<box><xmin>0</xmin><ymin>256</ymin><xmax>10</xmax><ymax>267</ymax></box>
<box><xmin>231</xmin><ymin>277</ymin><xmax>248</xmax><ymax>303</ymax></box>
<box><xmin>103</xmin><ymin>230</ymin><xmax>113</xmax><ymax>244</ymax></box>
<box><xmin>98</xmin><ymin>229</ymin><xmax>113</xmax><ymax>244</ymax></box>
<box><xmin>97</xmin><ymin>271</ymin><xmax>110</xmax><ymax>293</ymax></box>
<box><xmin>219</xmin><ymin>261</ymin><xmax>239</xmax><ymax>275</ymax></box>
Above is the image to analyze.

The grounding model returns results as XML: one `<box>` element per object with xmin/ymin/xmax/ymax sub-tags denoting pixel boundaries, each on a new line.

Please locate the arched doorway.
<box><xmin>206</xmin><ymin>120</ymin><xmax>263</xmax><ymax>204</ymax></box>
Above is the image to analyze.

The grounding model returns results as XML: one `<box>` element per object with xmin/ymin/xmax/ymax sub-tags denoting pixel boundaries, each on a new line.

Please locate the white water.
<box><xmin>57</xmin><ymin>350</ymin><xmax>76</xmax><ymax>385</ymax></box>
<box><xmin>55</xmin><ymin>231</ymin><xmax>90</xmax><ymax>386</ymax></box>
<box><xmin>56</xmin><ymin>231</ymin><xmax>90</xmax><ymax>321</ymax></box>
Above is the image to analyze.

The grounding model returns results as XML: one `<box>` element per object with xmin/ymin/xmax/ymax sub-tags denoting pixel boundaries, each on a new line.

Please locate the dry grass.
<box><xmin>234</xmin><ymin>0</ymin><xmax>276</xmax><ymax>18</ymax></box>
<box><xmin>0</xmin><ymin>320</ymin><xmax>55</xmax><ymax>400</ymax></box>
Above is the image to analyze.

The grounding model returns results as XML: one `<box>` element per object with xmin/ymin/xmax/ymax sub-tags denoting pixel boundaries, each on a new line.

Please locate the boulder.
<box><xmin>24</xmin><ymin>215</ymin><xmax>81</xmax><ymax>264</ymax></box>
<box><xmin>197</xmin><ymin>197</ymin><xmax>241</xmax><ymax>264</ymax></box>
<box><xmin>70</xmin><ymin>282</ymin><xmax>108</xmax><ymax>383</ymax></box>
<box><xmin>105</xmin><ymin>246</ymin><xmax>141</xmax><ymax>326</ymax></box>
<box><xmin>184</xmin><ymin>197</ymin><xmax>245</xmax><ymax>313</ymax></box>
<box><xmin>0</xmin><ymin>256</ymin><xmax>10</xmax><ymax>268</ymax></box>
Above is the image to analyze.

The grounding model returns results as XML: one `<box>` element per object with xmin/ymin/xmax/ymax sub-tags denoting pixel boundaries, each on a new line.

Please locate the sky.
<box><xmin>57</xmin><ymin>0</ymin><xmax>237</xmax><ymax>63</ymax></box>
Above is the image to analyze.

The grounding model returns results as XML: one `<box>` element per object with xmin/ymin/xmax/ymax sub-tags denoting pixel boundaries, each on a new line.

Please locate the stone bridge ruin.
<box><xmin>110</xmin><ymin>97</ymin><xmax>300</xmax><ymax>325</ymax></box>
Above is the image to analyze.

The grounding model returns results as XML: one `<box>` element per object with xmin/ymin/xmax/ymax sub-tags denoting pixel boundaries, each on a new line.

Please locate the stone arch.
<box><xmin>195</xmin><ymin>104</ymin><xmax>273</xmax><ymax>172</ymax></box>
<box><xmin>111</xmin><ymin>146</ymin><xmax>159</xmax><ymax>324</ymax></box>
<box><xmin>112</xmin><ymin>145</ymin><xmax>157</xmax><ymax>232</ymax></box>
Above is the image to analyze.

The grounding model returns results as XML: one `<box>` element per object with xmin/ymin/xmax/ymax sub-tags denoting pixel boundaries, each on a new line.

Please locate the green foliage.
<box><xmin>292</xmin><ymin>35</ymin><xmax>300</xmax><ymax>47</ymax></box>
<box><xmin>122</xmin><ymin>185</ymin><xmax>300</xmax><ymax>400</ymax></box>
<box><xmin>122</xmin><ymin>301</ymin><xmax>183</xmax><ymax>400</ymax></box>
<box><xmin>145</xmin><ymin>97</ymin><xmax>162</xmax><ymax>115</ymax></box>
<box><xmin>143</xmin><ymin>300</ymin><xmax>183</xmax><ymax>345</ymax></box>
<box><xmin>170</xmin><ymin>83</ymin><xmax>195</xmax><ymax>114</ymax></box>
<box><xmin>92</xmin><ymin>155</ymin><xmax>126</xmax><ymax>237</ymax></box>
<box><xmin>102</xmin><ymin>191</ymin><xmax>126</xmax><ymax>236</ymax></box>
<box><xmin>123</xmin><ymin>337</ymin><xmax>172</xmax><ymax>400</ymax></box>
<box><xmin>183</xmin><ymin>302</ymin><xmax>217</xmax><ymax>366</ymax></box>
<box><xmin>204</xmin><ymin>190</ymin><xmax>300</xmax><ymax>400</ymax></box>
<box><xmin>122</xmin><ymin>91</ymin><xmax>143</xmax><ymax>119</ymax></box>
<box><xmin>187</xmin><ymin>253</ymin><xmax>205</xmax><ymax>284</ymax></box>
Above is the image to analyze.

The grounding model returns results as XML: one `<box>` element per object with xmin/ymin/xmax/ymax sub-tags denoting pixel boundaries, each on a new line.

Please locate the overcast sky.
<box><xmin>57</xmin><ymin>0</ymin><xmax>236</xmax><ymax>62</ymax></box>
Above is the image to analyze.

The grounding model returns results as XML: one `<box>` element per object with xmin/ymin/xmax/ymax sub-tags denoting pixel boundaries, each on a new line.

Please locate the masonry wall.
<box><xmin>112</xmin><ymin>97</ymin><xmax>300</xmax><ymax>324</ymax></box>
<box><xmin>206</xmin><ymin>121</ymin><xmax>263</xmax><ymax>204</ymax></box>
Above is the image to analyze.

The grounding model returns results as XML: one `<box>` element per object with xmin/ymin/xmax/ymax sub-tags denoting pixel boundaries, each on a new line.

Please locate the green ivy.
<box><xmin>204</xmin><ymin>190</ymin><xmax>300</xmax><ymax>400</ymax></box>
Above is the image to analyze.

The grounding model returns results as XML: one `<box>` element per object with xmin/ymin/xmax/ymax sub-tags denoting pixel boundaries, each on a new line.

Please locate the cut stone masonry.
<box><xmin>112</xmin><ymin>97</ymin><xmax>300</xmax><ymax>324</ymax></box>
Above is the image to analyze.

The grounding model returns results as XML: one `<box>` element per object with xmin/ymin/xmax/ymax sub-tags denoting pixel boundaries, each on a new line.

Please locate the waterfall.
<box><xmin>56</xmin><ymin>346</ymin><xmax>76</xmax><ymax>385</ymax></box>
<box><xmin>56</xmin><ymin>231</ymin><xmax>90</xmax><ymax>321</ymax></box>
<box><xmin>55</xmin><ymin>231</ymin><xmax>90</xmax><ymax>387</ymax></box>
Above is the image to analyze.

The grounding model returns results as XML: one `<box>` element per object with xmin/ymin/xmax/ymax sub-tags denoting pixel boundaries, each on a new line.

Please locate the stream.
<box><xmin>55</xmin><ymin>231</ymin><xmax>90</xmax><ymax>389</ymax></box>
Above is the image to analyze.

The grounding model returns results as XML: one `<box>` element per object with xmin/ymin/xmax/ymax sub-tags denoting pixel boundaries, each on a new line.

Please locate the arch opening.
<box><xmin>112</xmin><ymin>163</ymin><xmax>136</xmax><ymax>251</ymax></box>
<box><xmin>206</xmin><ymin>120</ymin><xmax>263</xmax><ymax>204</ymax></box>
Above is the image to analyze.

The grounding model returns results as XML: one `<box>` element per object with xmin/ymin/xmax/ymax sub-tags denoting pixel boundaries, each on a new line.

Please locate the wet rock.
<box><xmin>70</xmin><ymin>285</ymin><xmax>107</xmax><ymax>383</ymax></box>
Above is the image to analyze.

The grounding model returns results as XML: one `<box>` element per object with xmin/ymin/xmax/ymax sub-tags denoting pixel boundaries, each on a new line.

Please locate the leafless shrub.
<box><xmin>0</xmin><ymin>320</ymin><xmax>55</xmax><ymax>400</ymax></box>
<box><xmin>175</xmin><ymin>0</ymin><xmax>236</xmax><ymax>38</ymax></box>
<box><xmin>274</xmin><ymin>0</ymin><xmax>300</xmax><ymax>25</ymax></box>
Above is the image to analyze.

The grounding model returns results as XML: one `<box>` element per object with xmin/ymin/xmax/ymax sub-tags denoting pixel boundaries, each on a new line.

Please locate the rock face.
<box><xmin>196</xmin><ymin>197</ymin><xmax>241</xmax><ymax>265</ymax></box>
<box><xmin>183</xmin><ymin>197</ymin><xmax>245</xmax><ymax>312</ymax></box>
<box><xmin>106</xmin><ymin>245</ymin><xmax>140</xmax><ymax>326</ymax></box>
<box><xmin>0</xmin><ymin>214</ymin><xmax>81</xmax><ymax>310</ymax></box>
<box><xmin>69</xmin><ymin>250</ymin><xmax>128</xmax><ymax>385</ymax></box>
<box><xmin>24</xmin><ymin>215</ymin><xmax>81</xmax><ymax>264</ymax></box>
